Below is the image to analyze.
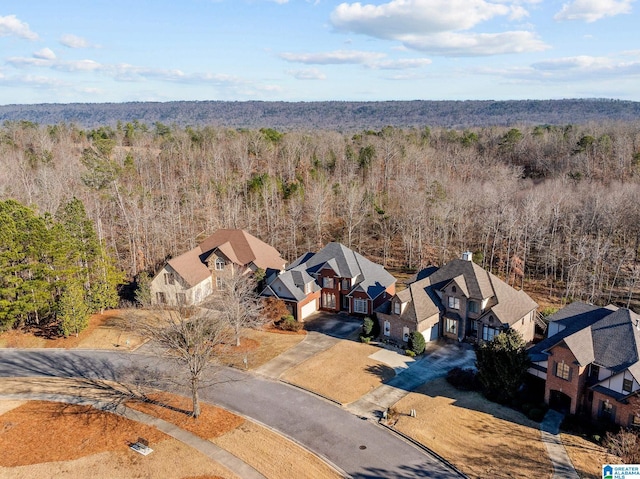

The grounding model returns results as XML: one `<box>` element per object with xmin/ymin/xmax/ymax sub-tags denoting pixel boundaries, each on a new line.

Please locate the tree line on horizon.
<box><xmin>1</xmin><ymin>98</ymin><xmax>640</xmax><ymax>130</ymax></box>
<box><xmin>1</xmin><ymin>118</ymin><xmax>640</xmax><ymax>321</ymax></box>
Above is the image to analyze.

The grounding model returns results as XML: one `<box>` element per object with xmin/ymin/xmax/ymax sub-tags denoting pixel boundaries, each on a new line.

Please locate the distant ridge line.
<box><xmin>1</xmin><ymin>99</ymin><xmax>639</xmax><ymax>130</ymax></box>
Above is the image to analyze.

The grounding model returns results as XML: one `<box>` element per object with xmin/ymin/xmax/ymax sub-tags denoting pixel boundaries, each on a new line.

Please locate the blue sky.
<box><xmin>0</xmin><ymin>0</ymin><xmax>638</xmax><ymax>104</ymax></box>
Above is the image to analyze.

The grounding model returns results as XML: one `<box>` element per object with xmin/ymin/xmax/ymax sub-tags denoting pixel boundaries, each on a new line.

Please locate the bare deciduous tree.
<box><xmin>211</xmin><ymin>265</ymin><xmax>265</xmax><ymax>347</ymax></box>
<box><xmin>138</xmin><ymin>306</ymin><xmax>231</xmax><ymax>418</ymax></box>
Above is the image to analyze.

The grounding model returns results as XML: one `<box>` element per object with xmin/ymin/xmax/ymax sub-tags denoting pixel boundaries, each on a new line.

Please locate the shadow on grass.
<box><xmin>0</xmin><ymin>349</ymin><xmax>241</xmax><ymax>419</ymax></box>
<box><xmin>365</xmin><ymin>363</ymin><xmax>397</xmax><ymax>382</ymax></box>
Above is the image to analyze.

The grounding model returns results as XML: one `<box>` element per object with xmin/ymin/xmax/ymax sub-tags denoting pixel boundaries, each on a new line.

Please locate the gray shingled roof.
<box><xmin>394</xmin><ymin>257</ymin><xmax>537</xmax><ymax>328</ymax></box>
<box><xmin>528</xmin><ymin>303</ymin><xmax>640</xmax><ymax>376</ymax></box>
<box><xmin>263</xmin><ymin>242</ymin><xmax>395</xmax><ymax>303</ymax></box>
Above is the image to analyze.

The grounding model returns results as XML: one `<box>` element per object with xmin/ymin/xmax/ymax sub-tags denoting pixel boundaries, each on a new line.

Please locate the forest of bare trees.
<box><xmin>2</xmin><ymin>118</ymin><xmax>640</xmax><ymax>312</ymax></box>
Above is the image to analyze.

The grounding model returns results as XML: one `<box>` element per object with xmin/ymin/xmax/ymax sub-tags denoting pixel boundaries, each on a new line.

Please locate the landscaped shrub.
<box><xmin>360</xmin><ymin>335</ymin><xmax>371</xmax><ymax>343</ymax></box>
<box><xmin>405</xmin><ymin>350</ymin><xmax>416</xmax><ymax>357</ymax></box>
<box><xmin>446</xmin><ymin>367</ymin><xmax>480</xmax><ymax>391</ymax></box>
<box><xmin>408</xmin><ymin>331</ymin><xmax>426</xmax><ymax>355</ymax></box>
<box><xmin>361</xmin><ymin>316</ymin><xmax>379</xmax><ymax>340</ymax></box>
<box><xmin>276</xmin><ymin>314</ymin><xmax>303</xmax><ymax>332</ymax></box>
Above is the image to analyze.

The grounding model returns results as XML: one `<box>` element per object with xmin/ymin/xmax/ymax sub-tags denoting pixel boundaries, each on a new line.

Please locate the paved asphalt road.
<box><xmin>0</xmin><ymin>349</ymin><xmax>463</xmax><ymax>478</ymax></box>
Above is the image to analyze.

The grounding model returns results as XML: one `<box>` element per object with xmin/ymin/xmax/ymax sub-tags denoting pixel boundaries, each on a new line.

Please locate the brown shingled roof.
<box><xmin>167</xmin><ymin>246</ymin><xmax>211</xmax><ymax>288</ymax></box>
<box><xmin>199</xmin><ymin>229</ymin><xmax>286</xmax><ymax>270</ymax></box>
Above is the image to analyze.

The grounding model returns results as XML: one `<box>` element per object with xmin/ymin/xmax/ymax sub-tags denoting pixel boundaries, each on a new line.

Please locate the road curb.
<box><xmin>378</xmin><ymin>421</ymin><xmax>468</xmax><ymax>478</ymax></box>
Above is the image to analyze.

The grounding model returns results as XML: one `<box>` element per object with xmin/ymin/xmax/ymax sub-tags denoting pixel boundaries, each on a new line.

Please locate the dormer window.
<box><xmin>215</xmin><ymin>258</ymin><xmax>225</xmax><ymax>271</ymax></box>
<box><xmin>342</xmin><ymin>279</ymin><xmax>350</xmax><ymax>290</ymax></box>
<box><xmin>304</xmin><ymin>282</ymin><xmax>311</xmax><ymax>294</ymax></box>
<box><xmin>394</xmin><ymin>301</ymin><xmax>401</xmax><ymax>315</ymax></box>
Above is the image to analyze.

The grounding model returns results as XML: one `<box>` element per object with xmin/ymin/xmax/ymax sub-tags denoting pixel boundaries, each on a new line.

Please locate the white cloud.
<box><xmin>481</xmin><ymin>54</ymin><xmax>640</xmax><ymax>84</ymax></box>
<box><xmin>400</xmin><ymin>30</ymin><xmax>548</xmax><ymax>56</ymax></box>
<box><xmin>280</xmin><ymin>50</ymin><xmax>386</xmax><ymax>64</ymax></box>
<box><xmin>33</xmin><ymin>48</ymin><xmax>56</xmax><ymax>60</ymax></box>
<box><xmin>532</xmin><ymin>55</ymin><xmax>613</xmax><ymax>71</ymax></box>
<box><xmin>368</xmin><ymin>58</ymin><xmax>432</xmax><ymax>69</ymax></box>
<box><xmin>331</xmin><ymin>0</ymin><xmax>511</xmax><ymax>37</ymax></box>
<box><xmin>0</xmin><ymin>14</ymin><xmax>38</xmax><ymax>40</ymax></box>
<box><xmin>60</xmin><ymin>33</ymin><xmax>91</xmax><ymax>48</ymax></box>
<box><xmin>554</xmin><ymin>0</ymin><xmax>634</xmax><ymax>22</ymax></box>
<box><xmin>330</xmin><ymin>0</ymin><xmax>548</xmax><ymax>56</ymax></box>
<box><xmin>286</xmin><ymin>68</ymin><xmax>327</xmax><ymax>80</ymax></box>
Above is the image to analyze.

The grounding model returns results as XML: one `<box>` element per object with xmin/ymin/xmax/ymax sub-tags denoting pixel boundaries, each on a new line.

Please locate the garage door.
<box><xmin>300</xmin><ymin>299</ymin><xmax>318</xmax><ymax>320</ymax></box>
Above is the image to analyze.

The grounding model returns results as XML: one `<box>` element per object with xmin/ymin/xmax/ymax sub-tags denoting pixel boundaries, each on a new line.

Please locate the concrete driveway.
<box><xmin>302</xmin><ymin>311</ymin><xmax>363</xmax><ymax>339</ymax></box>
<box><xmin>255</xmin><ymin>312</ymin><xmax>362</xmax><ymax>379</ymax></box>
<box><xmin>348</xmin><ymin>340</ymin><xmax>476</xmax><ymax>418</ymax></box>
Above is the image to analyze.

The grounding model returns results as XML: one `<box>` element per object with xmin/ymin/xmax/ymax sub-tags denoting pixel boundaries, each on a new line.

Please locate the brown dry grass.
<box><xmin>127</xmin><ymin>392</ymin><xmax>245</xmax><ymax>439</ymax></box>
<box><xmin>220</xmin><ymin>327</ymin><xmax>306</xmax><ymax>370</ymax></box>
<box><xmin>0</xmin><ymin>378</ymin><xmax>342</xmax><ymax>479</ymax></box>
<box><xmin>0</xmin><ymin>401</ymin><xmax>166</xmax><ymax>467</ymax></box>
<box><xmin>0</xmin><ymin>309</ymin><xmax>147</xmax><ymax>350</ymax></box>
<box><xmin>281</xmin><ymin>341</ymin><xmax>395</xmax><ymax>404</ymax></box>
<box><xmin>561</xmin><ymin>433</ymin><xmax>616</xmax><ymax>479</ymax></box>
<box><xmin>0</xmin><ymin>400</ymin><xmax>236</xmax><ymax>479</ymax></box>
<box><xmin>213</xmin><ymin>420</ymin><xmax>342</xmax><ymax>479</ymax></box>
<box><xmin>392</xmin><ymin>378</ymin><xmax>552</xmax><ymax>479</ymax></box>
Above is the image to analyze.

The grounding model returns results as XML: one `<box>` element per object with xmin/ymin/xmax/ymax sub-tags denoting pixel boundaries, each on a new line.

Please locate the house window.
<box><xmin>164</xmin><ymin>273</ymin><xmax>174</xmax><ymax>285</ymax></box>
<box><xmin>446</xmin><ymin>317</ymin><xmax>457</xmax><ymax>334</ymax></box>
<box><xmin>623</xmin><ymin>378</ymin><xmax>634</xmax><ymax>393</ymax></box>
<box><xmin>631</xmin><ymin>414</ymin><xmax>640</xmax><ymax>427</ymax></box>
<box><xmin>156</xmin><ymin>292</ymin><xmax>166</xmax><ymax>304</ymax></box>
<box><xmin>216</xmin><ymin>277</ymin><xmax>223</xmax><ymax>290</ymax></box>
<box><xmin>589</xmin><ymin>364</ymin><xmax>600</xmax><ymax>381</ymax></box>
<box><xmin>323</xmin><ymin>277</ymin><xmax>334</xmax><ymax>289</ymax></box>
<box><xmin>471</xmin><ymin>320</ymin><xmax>478</xmax><ymax>332</ymax></box>
<box><xmin>403</xmin><ymin>327</ymin><xmax>410</xmax><ymax>342</ymax></box>
<box><xmin>384</xmin><ymin>320</ymin><xmax>391</xmax><ymax>337</ymax></box>
<box><xmin>394</xmin><ymin>301</ymin><xmax>401</xmax><ymax>315</ymax></box>
<box><xmin>215</xmin><ymin>258</ymin><xmax>225</xmax><ymax>271</ymax></box>
<box><xmin>353</xmin><ymin>298</ymin><xmax>368</xmax><ymax>314</ymax></box>
<box><xmin>452</xmin><ymin>286</ymin><xmax>457</xmax><ymax>293</ymax></box>
<box><xmin>556</xmin><ymin>361</ymin><xmax>571</xmax><ymax>381</ymax></box>
<box><xmin>448</xmin><ymin>296</ymin><xmax>460</xmax><ymax>310</ymax></box>
<box><xmin>468</xmin><ymin>301</ymin><xmax>479</xmax><ymax>314</ymax></box>
<box><xmin>482</xmin><ymin>325</ymin><xmax>499</xmax><ymax>341</ymax></box>
<box><xmin>176</xmin><ymin>293</ymin><xmax>186</xmax><ymax>305</ymax></box>
<box><xmin>341</xmin><ymin>279</ymin><xmax>350</xmax><ymax>290</ymax></box>
<box><xmin>304</xmin><ymin>282</ymin><xmax>311</xmax><ymax>294</ymax></box>
<box><xmin>322</xmin><ymin>292</ymin><xmax>336</xmax><ymax>309</ymax></box>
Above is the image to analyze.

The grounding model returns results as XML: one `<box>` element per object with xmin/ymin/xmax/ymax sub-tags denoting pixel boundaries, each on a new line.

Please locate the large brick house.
<box><xmin>261</xmin><ymin>242</ymin><xmax>396</xmax><ymax>320</ymax></box>
<box><xmin>150</xmin><ymin>229</ymin><xmax>286</xmax><ymax>306</ymax></box>
<box><xmin>376</xmin><ymin>252</ymin><xmax>538</xmax><ymax>345</ymax></box>
<box><xmin>528</xmin><ymin>302</ymin><xmax>640</xmax><ymax>426</ymax></box>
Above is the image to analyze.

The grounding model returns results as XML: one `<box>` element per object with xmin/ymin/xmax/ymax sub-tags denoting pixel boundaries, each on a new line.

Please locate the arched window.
<box><xmin>215</xmin><ymin>257</ymin><xmax>225</xmax><ymax>270</ymax></box>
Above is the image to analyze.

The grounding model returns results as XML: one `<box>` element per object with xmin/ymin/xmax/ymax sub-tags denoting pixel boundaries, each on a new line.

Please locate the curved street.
<box><xmin>0</xmin><ymin>349</ymin><xmax>462</xmax><ymax>479</ymax></box>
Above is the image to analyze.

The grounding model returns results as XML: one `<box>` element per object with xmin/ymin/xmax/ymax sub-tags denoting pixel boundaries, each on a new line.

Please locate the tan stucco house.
<box><xmin>150</xmin><ymin>229</ymin><xmax>286</xmax><ymax>306</ymax></box>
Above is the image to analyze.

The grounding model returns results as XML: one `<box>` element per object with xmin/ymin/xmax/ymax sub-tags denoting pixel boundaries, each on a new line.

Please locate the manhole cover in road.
<box><xmin>359</xmin><ymin>445</ymin><xmax>367</xmax><ymax>450</ymax></box>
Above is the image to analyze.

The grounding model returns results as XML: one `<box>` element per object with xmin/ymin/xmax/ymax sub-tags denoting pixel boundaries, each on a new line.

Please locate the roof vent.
<box><xmin>462</xmin><ymin>251</ymin><xmax>473</xmax><ymax>262</ymax></box>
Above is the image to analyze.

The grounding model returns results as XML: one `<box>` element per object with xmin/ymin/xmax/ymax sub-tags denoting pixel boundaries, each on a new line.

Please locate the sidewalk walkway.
<box><xmin>0</xmin><ymin>390</ymin><xmax>266</xmax><ymax>479</ymax></box>
<box><xmin>254</xmin><ymin>331</ymin><xmax>340</xmax><ymax>379</ymax></box>
<box><xmin>348</xmin><ymin>341</ymin><xmax>476</xmax><ymax>418</ymax></box>
<box><xmin>540</xmin><ymin>409</ymin><xmax>580</xmax><ymax>479</ymax></box>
